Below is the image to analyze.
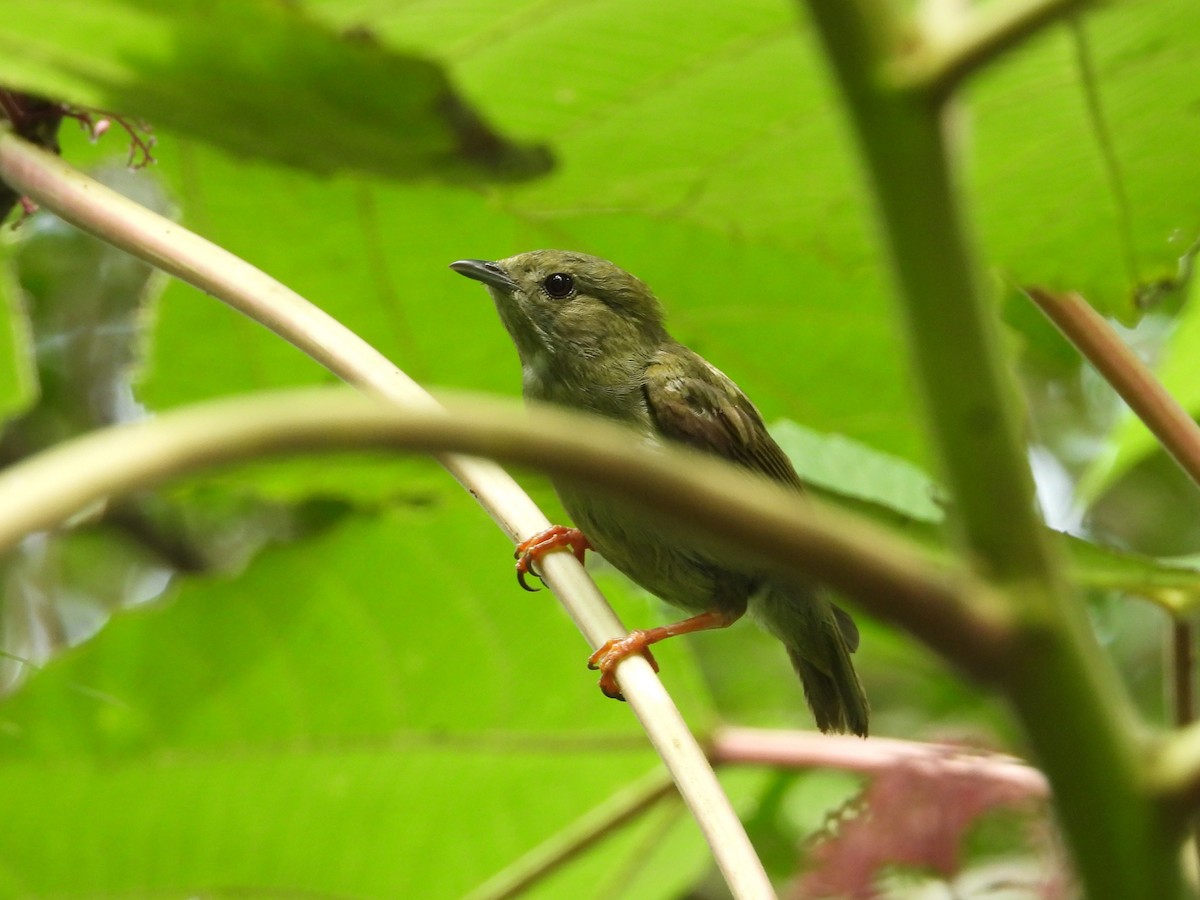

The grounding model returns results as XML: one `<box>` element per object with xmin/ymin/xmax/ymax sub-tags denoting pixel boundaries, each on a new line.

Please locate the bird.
<box><xmin>450</xmin><ymin>250</ymin><xmax>868</xmax><ymax>735</ymax></box>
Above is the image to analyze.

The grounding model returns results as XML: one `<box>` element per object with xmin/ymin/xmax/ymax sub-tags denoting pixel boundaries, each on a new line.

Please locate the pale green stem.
<box><xmin>0</xmin><ymin>388</ymin><xmax>1011</xmax><ymax>679</ymax></box>
<box><xmin>798</xmin><ymin>0</ymin><xmax>1182</xmax><ymax>895</ymax></box>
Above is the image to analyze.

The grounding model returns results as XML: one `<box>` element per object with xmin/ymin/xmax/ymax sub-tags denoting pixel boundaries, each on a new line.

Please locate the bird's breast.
<box><xmin>553</xmin><ymin>478</ymin><xmax>757</xmax><ymax>616</ymax></box>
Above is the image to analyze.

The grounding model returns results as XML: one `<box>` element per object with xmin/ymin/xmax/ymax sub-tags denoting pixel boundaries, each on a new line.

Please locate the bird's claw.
<box><xmin>513</xmin><ymin>526</ymin><xmax>590</xmax><ymax>592</ymax></box>
<box><xmin>587</xmin><ymin>634</ymin><xmax>660</xmax><ymax>701</ymax></box>
<box><xmin>515</xmin><ymin>554</ymin><xmax>543</xmax><ymax>592</ymax></box>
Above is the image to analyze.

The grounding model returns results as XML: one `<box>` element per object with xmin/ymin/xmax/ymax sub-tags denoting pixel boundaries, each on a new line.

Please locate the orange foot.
<box><xmin>587</xmin><ymin>635</ymin><xmax>661</xmax><ymax>701</ymax></box>
<box><xmin>587</xmin><ymin>610</ymin><xmax>740</xmax><ymax>701</ymax></box>
<box><xmin>514</xmin><ymin>525</ymin><xmax>592</xmax><ymax>592</ymax></box>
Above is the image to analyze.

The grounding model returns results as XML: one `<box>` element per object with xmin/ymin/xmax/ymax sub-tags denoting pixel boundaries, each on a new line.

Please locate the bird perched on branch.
<box><xmin>451</xmin><ymin>250</ymin><xmax>868</xmax><ymax>736</ymax></box>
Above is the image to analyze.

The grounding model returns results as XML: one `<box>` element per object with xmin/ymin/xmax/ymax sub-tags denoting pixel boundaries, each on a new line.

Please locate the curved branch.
<box><xmin>0</xmin><ymin>131</ymin><xmax>771</xmax><ymax>895</ymax></box>
<box><xmin>1028</xmin><ymin>288</ymin><xmax>1200</xmax><ymax>491</ymax></box>
<box><xmin>797</xmin><ymin>2</ymin><xmax>1176</xmax><ymax>896</ymax></box>
<box><xmin>0</xmin><ymin>388</ymin><xmax>1014</xmax><ymax>681</ymax></box>
<box><xmin>712</xmin><ymin>726</ymin><xmax>1048</xmax><ymax>798</ymax></box>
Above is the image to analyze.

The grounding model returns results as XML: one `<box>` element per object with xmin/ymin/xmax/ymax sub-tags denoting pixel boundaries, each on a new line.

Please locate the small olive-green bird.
<box><xmin>451</xmin><ymin>250</ymin><xmax>868</xmax><ymax>735</ymax></box>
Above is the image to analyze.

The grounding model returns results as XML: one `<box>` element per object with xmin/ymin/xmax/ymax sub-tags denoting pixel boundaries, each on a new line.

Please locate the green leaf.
<box><xmin>347</xmin><ymin>0</ymin><xmax>1200</xmax><ymax>317</ymax></box>
<box><xmin>772</xmin><ymin>422</ymin><xmax>1200</xmax><ymax>605</ymax></box>
<box><xmin>9</xmin><ymin>0</ymin><xmax>1197</xmax><ymax>472</ymax></box>
<box><xmin>970</xmin><ymin>4</ymin><xmax>1200</xmax><ymax>317</ymax></box>
<box><xmin>0</xmin><ymin>507</ymin><xmax>717</xmax><ymax>896</ymax></box>
<box><xmin>773</xmin><ymin>420</ymin><xmax>943</xmax><ymax>523</ymax></box>
<box><xmin>0</xmin><ymin>0</ymin><xmax>550</xmax><ymax>183</ymax></box>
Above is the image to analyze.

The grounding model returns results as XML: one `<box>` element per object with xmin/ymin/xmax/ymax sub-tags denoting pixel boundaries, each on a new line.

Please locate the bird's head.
<box><xmin>450</xmin><ymin>250</ymin><xmax>668</xmax><ymax>378</ymax></box>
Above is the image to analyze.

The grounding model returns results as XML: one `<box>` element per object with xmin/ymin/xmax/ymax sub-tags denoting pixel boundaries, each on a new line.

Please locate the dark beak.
<box><xmin>449</xmin><ymin>259</ymin><xmax>519</xmax><ymax>292</ymax></box>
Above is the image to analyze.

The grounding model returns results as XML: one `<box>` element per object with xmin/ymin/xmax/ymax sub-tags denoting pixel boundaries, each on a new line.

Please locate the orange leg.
<box><xmin>588</xmin><ymin>609</ymin><xmax>741</xmax><ymax>701</ymax></box>
<box><xmin>514</xmin><ymin>525</ymin><xmax>592</xmax><ymax>592</ymax></box>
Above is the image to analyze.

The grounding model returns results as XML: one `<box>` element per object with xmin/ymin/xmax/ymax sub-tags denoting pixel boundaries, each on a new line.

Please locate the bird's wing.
<box><xmin>643</xmin><ymin>343</ymin><xmax>803</xmax><ymax>490</ymax></box>
<box><xmin>644</xmin><ymin>344</ymin><xmax>861</xmax><ymax>652</ymax></box>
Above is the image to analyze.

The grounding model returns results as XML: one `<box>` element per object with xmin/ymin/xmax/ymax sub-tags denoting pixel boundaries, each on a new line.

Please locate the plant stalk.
<box><xmin>798</xmin><ymin>0</ymin><xmax>1182</xmax><ymax>894</ymax></box>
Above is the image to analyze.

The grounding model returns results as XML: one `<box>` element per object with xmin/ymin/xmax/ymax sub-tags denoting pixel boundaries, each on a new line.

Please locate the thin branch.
<box><xmin>464</xmin><ymin>767</ymin><xmax>678</xmax><ymax>900</ymax></box>
<box><xmin>592</xmin><ymin>799</ymin><xmax>690</xmax><ymax>898</ymax></box>
<box><xmin>1032</xmin><ymin>286</ymin><xmax>1200</xmax><ymax>753</ymax></box>
<box><xmin>891</xmin><ymin>0</ymin><xmax>1092</xmax><ymax>98</ymax></box>
<box><xmin>1027</xmin><ymin>287</ymin><xmax>1200</xmax><ymax>754</ymax></box>
<box><xmin>712</xmin><ymin>726</ymin><xmax>1049</xmax><ymax>798</ymax></box>
<box><xmin>0</xmin><ymin>388</ymin><xmax>1014</xmax><ymax>682</ymax></box>
<box><xmin>1027</xmin><ymin>287</ymin><xmax>1200</xmax><ymax>489</ymax></box>
<box><xmin>0</xmin><ymin>131</ymin><xmax>772</xmax><ymax>899</ymax></box>
<box><xmin>804</xmin><ymin>0</ymin><xmax>1063</xmax><ymax>592</ymax></box>
<box><xmin>0</xmin><ymin>89</ymin><xmax>65</xmax><ymax>221</ymax></box>
<box><xmin>1027</xmin><ymin>289</ymin><xmax>1200</xmax><ymax>728</ymax></box>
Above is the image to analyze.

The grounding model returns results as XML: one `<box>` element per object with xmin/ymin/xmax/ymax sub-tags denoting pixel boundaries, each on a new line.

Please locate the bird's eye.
<box><xmin>542</xmin><ymin>272</ymin><xmax>575</xmax><ymax>299</ymax></box>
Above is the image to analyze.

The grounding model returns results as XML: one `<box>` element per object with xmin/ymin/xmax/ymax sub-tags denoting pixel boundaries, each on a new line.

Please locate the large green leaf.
<box><xmin>308</xmin><ymin>0</ymin><xmax>1200</xmax><ymax>315</ymax></box>
<box><xmin>0</xmin><ymin>506</ymin><xmax>723</xmax><ymax>897</ymax></box>
<box><xmin>109</xmin><ymin>0</ymin><xmax>1198</xmax><ymax>476</ymax></box>
<box><xmin>0</xmin><ymin>0</ymin><xmax>550</xmax><ymax>182</ymax></box>
<box><xmin>971</xmin><ymin>2</ymin><xmax>1200</xmax><ymax>316</ymax></box>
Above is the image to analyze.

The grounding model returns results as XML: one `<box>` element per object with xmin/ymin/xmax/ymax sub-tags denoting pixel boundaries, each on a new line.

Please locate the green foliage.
<box><xmin>0</xmin><ymin>509</ymin><xmax>716</xmax><ymax>896</ymax></box>
<box><xmin>2</xmin><ymin>0</ymin><xmax>1200</xmax><ymax>896</ymax></box>
<box><xmin>0</xmin><ymin>0</ymin><xmax>550</xmax><ymax>182</ymax></box>
<box><xmin>971</xmin><ymin>4</ymin><xmax>1200</xmax><ymax>315</ymax></box>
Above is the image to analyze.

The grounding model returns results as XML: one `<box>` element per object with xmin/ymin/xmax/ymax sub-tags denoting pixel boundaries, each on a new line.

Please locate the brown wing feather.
<box><xmin>643</xmin><ymin>343</ymin><xmax>802</xmax><ymax>490</ymax></box>
<box><xmin>643</xmin><ymin>343</ymin><xmax>864</xmax><ymax>723</ymax></box>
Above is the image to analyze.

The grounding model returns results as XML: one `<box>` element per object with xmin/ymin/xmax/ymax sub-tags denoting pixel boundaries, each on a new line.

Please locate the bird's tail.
<box><xmin>759</xmin><ymin>585</ymin><xmax>869</xmax><ymax>737</ymax></box>
<box><xmin>787</xmin><ymin>643</ymin><xmax>869</xmax><ymax>737</ymax></box>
